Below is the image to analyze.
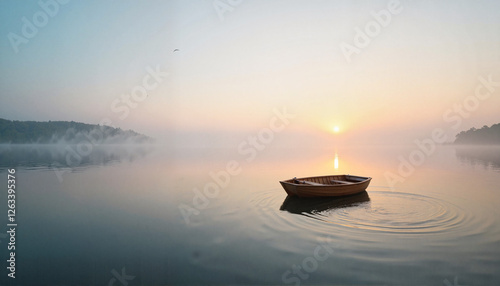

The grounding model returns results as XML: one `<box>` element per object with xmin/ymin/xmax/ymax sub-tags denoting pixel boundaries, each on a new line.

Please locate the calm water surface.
<box><xmin>0</xmin><ymin>144</ymin><xmax>499</xmax><ymax>285</ymax></box>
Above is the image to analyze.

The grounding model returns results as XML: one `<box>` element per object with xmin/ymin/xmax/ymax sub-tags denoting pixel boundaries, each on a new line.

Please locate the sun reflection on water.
<box><xmin>334</xmin><ymin>152</ymin><xmax>339</xmax><ymax>170</ymax></box>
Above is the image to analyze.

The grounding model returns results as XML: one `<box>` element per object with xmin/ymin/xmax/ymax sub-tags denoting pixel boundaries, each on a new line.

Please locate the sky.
<box><xmin>1</xmin><ymin>0</ymin><xmax>499</xmax><ymax>146</ymax></box>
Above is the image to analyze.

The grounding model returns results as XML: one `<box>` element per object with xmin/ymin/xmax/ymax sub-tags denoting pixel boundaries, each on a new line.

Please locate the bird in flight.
<box><xmin>173</xmin><ymin>49</ymin><xmax>180</xmax><ymax>52</ymax></box>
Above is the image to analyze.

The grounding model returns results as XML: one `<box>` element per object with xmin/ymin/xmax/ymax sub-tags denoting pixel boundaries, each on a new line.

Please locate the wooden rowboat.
<box><xmin>279</xmin><ymin>174</ymin><xmax>371</xmax><ymax>197</ymax></box>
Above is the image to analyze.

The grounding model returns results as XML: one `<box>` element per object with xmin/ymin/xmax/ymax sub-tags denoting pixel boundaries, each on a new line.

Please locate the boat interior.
<box><xmin>288</xmin><ymin>175</ymin><xmax>369</xmax><ymax>186</ymax></box>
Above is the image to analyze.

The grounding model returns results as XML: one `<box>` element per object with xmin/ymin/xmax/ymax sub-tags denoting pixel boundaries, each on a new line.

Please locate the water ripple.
<box><xmin>331</xmin><ymin>191</ymin><xmax>468</xmax><ymax>234</ymax></box>
<box><xmin>251</xmin><ymin>189</ymin><xmax>482</xmax><ymax>237</ymax></box>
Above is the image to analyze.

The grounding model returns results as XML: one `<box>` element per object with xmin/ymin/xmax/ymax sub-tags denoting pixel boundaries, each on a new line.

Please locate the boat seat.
<box><xmin>346</xmin><ymin>176</ymin><xmax>367</xmax><ymax>182</ymax></box>
<box><xmin>297</xmin><ymin>180</ymin><xmax>326</xmax><ymax>186</ymax></box>
<box><xmin>331</xmin><ymin>180</ymin><xmax>355</xmax><ymax>185</ymax></box>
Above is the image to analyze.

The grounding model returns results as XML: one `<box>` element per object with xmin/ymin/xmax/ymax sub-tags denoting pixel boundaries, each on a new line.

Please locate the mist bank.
<box><xmin>152</xmin><ymin>123</ymin><xmax>500</xmax><ymax>149</ymax></box>
<box><xmin>0</xmin><ymin>144</ymin><xmax>153</xmax><ymax>172</ymax></box>
<box><xmin>454</xmin><ymin>123</ymin><xmax>500</xmax><ymax>145</ymax></box>
<box><xmin>0</xmin><ymin>118</ymin><xmax>152</xmax><ymax>144</ymax></box>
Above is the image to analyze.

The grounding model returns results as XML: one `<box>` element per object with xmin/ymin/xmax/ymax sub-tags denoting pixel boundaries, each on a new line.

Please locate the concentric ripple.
<box><xmin>331</xmin><ymin>191</ymin><xmax>468</xmax><ymax>234</ymax></box>
<box><xmin>251</xmin><ymin>189</ymin><xmax>476</xmax><ymax>236</ymax></box>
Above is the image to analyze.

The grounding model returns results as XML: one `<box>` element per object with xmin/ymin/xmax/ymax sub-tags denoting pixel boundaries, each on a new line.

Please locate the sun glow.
<box><xmin>333</xmin><ymin>126</ymin><xmax>340</xmax><ymax>133</ymax></box>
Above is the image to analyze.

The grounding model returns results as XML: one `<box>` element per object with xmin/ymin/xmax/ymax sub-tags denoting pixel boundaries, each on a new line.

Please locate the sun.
<box><xmin>333</xmin><ymin>126</ymin><xmax>340</xmax><ymax>133</ymax></box>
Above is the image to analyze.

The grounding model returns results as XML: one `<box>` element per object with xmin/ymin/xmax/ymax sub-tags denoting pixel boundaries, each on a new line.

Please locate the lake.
<box><xmin>0</xmin><ymin>144</ymin><xmax>499</xmax><ymax>285</ymax></box>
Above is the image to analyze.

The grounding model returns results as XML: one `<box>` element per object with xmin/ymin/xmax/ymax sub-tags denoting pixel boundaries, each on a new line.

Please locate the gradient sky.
<box><xmin>1</xmin><ymin>0</ymin><xmax>499</xmax><ymax>145</ymax></box>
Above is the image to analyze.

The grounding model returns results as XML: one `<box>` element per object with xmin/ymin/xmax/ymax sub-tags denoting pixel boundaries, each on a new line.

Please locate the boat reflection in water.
<box><xmin>279</xmin><ymin>190</ymin><xmax>370</xmax><ymax>217</ymax></box>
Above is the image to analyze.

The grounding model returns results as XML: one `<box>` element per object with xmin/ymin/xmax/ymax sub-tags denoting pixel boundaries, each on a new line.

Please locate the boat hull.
<box><xmin>279</xmin><ymin>174</ymin><xmax>371</xmax><ymax>198</ymax></box>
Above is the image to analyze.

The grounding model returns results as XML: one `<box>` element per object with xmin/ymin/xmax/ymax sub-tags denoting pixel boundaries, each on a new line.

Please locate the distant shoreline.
<box><xmin>453</xmin><ymin>123</ymin><xmax>500</xmax><ymax>145</ymax></box>
<box><xmin>0</xmin><ymin>118</ymin><xmax>151</xmax><ymax>144</ymax></box>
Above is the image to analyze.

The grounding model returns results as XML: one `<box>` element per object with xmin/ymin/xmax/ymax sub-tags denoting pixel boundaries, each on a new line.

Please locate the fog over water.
<box><xmin>0</xmin><ymin>144</ymin><xmax>499</xmax><ymax>285</ymax></box>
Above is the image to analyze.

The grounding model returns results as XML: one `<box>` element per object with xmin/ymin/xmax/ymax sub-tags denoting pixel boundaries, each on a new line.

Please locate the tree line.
<box><xmin>0</xmin><ymin>118</ymin><xmax>150</xmax><ymax>144</ymax></box>
<box><xmin>455</xmin><ymin>123</ymin><xmax>500</xmax><ymax>145</ymax></box>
